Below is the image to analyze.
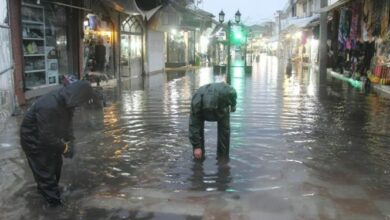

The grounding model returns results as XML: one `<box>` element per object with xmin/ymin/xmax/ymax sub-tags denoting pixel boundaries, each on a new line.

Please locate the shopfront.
<box><xmin>20</xmin><ymin>0</ymin><xmax>73</xmax><ymax>89</ymax></box>
<box><xmin>120</xmin><ymin>15</ymin><xmax>143</xmax><ymax>78</ymax></box>
<box><xmin>0</xmin><ymin>0</ymin><xmax>15</xmax><ymax>115</ymax></box>
<box><xmin>166</xmin><ymin>29</ymin><xmax>187</xmax><ymax>67</ymax></box>
<box><xmin>82</xmin><ymin>13</ymin><xmax>115</xmax><ymax>79</ymax></box>
<box><xmin>327</xmin><ymin>0</ymin><xmax>390</xmax><ymax>84</ymax></box>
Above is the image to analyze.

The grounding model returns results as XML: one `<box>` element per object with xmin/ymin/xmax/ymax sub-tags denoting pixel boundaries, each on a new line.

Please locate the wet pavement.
<box><xmin>1</xmin><ymin>54</ymin><xmax>390</xmax><ymax>219</ymax></box>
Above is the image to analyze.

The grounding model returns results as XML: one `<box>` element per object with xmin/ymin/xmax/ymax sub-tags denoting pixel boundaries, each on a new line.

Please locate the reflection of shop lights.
<box><xmin>231</xmin><ymin>67</ymin><xmax>245</xmax><ymax>105</ymax></box>
<box><xmin>285</xmin><ymin>34</ymin><xmax>291</xmax><ymax>39</ymax></box>
<box><xmin>232</xmin><ymin>66</ymin><xmax>245</xmax><ymax>77</ymax></box>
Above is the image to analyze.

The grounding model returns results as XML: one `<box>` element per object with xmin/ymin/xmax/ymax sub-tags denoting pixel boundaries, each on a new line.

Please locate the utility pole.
<box><xmin>227</xmin><ymin>21</ymin><xmax>231</xmax><ymax>75</ymax></box>
<box><xmin>319</xmin><ymin>0</ymin><xmax>328</xmax><ymax>82</ymax></box>
<box><xmin>277</xmin><ymin>11</ymin><xmax>282</xmax><ymax>39</ymax></box>
<box><xmin>276</xmin><ymin>10</ymin><xmax>282</xmax><ymax>58</ymax></box>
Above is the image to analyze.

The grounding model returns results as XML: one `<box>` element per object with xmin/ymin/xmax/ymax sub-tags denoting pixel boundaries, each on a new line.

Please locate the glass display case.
<box><xmin>22</xmin><ymin>3</ymin><xmax>47</xmax><ymax>88</ymax></box>
<box><xmin>22</xmin><ymin>2</ymin><xmax>63</xmax><ymax>89</ymax></box>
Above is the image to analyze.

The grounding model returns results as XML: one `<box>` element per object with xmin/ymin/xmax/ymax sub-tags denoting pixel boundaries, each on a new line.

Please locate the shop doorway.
<box><xmin>120</xmin><ymin>16</ymin><xmax>143</xmax><ymax>78</ymax></box>
<box><xmin>83</xmin><ymin>13</ymin><xmax>114</xmax><ymax>80</ymax></box>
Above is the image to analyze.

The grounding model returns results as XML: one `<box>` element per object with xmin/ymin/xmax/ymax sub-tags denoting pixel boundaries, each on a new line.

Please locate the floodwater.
<box><xmin>1</xmin><ymin>54</ymin><xmax>390</xmax><ymax>219</ymax></box>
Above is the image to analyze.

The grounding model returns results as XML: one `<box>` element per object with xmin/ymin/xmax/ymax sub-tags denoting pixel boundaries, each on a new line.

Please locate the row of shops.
<box><xmin>5</xmin><ymin>0</ymin><xmax>214</xmax><ymax>107</ymax></box>
<box><xmin>326</xmin><ymin>0</ymin><xmax>390</xmax><ymax>85</ymax></box>
<box><xmin>279</xmin><ymin>14</ymin><xmax>320</xmax><ymax>66</ymax></box>
<box><xmin>278</xmin><ymin>0</ymin><xmax>390</xmax><ymax>85</ymax></box>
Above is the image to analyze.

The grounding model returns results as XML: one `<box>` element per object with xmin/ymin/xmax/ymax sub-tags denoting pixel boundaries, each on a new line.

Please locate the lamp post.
<box><xmin>218</xmin><ymin>9</ymin><xmax>250</xmax><ymax>75</ymax></box>
<box><xmin>217</xmin><ymin>10</ymin><xmax>225</xmax><ymax>71</ymax></box>
<box><xmin>219</xmin><ymin>10</ymin><xmax>225</xmax><ymax>24</ymax></box>
<box><xmin>227</xmin><ymin>21</ymin><xmax>231</xmax><ymax>75</ymax></box>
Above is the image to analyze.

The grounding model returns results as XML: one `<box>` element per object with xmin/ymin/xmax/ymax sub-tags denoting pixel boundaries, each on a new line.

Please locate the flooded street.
<box><xmin>1</xmin><ymin>55</ymin><xmax>390</xmax><ymax>219</ymax></box>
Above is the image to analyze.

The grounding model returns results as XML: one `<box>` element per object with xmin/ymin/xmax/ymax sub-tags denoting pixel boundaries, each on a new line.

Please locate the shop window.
<box><xmin>292</xmin><ymin>5</ymin><xmax>296</xmax><ymax>17</ymax></box>
<box><xmin>21</xmin><ymin>1</ymin><xmax>70</xmax><ymax>88</ymax></box>
<box><xmin>120</xmin><ymin>17</ymin><xmax>143</xmax><ymax>57</ymax></box>
<box><xmin>121</xmin><ymin>16</ymin><xmax>142</xmax><ymax>34</ymax></box>
<box><xmin>188</xmin><ymin>31</ymin><xmax>195</xmax><ymax>64</ymax></box>
<box><xmin>0</xmin><ymin>0</ymin><xmax>8</xmax><ymax>26</ymax></box>
<box><xmin>120</xmin><ymin>16</ymin><xmax>143</xmax><ymax>77</ymax></box>
<box><xmin>167</xmin><ymin>30</ymin><xmax>186</xmax><ymax>64</ymax></box>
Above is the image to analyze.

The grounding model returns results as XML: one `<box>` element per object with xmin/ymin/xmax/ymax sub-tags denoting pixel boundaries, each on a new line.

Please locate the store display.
<box><xmin>22</xmin><ymin>3</ymin><xmax>47</xmax><ymax>88</ymax></box>
<box><xmin>46</xmin><ymin>46</ymin><xmax>58</xmax><ymax>84</ymax></box>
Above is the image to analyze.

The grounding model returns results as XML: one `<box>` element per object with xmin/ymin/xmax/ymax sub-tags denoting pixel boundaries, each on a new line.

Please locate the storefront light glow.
<box><xmin>98</xmin><ymin>31</ymin><xmax>112</xmax><ymax>36</ymax></box>
<box><xmin>294</xmin><ymin>31</ymin><xmax>302</xmax><ymax>39</ymax></box>
<box><xmin>131</xmin><ymin>37</ymin><xmax>141</xmax><ymax>51</ymax></box>
<box><xmin>310</xmin><ymin>39</ymin><xmax>319</xmax><ymax>49</ymax></box>
<box><xmin>83</xmin><ymin>19</ymin><xmax>89</xmax><ymax>27</ymax></box>
<box><xmin>200</xmin><ymin>35</ymin><xmax>209</xmax><ymax>53</ymax></box>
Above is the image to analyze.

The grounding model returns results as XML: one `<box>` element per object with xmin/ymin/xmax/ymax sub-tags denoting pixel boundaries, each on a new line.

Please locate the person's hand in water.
<box><xmin>193</xmin><ymin>148</ymin><xmax>202</xmax><ymax>160</ymax></box>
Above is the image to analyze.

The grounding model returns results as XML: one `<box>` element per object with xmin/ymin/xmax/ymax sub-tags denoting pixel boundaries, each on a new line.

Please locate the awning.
<box><xmin>100</xmin><ymin>0</ymin><xmax>143</xmax><ymax>15</ymax></box>
<box><xmin>144</xmin><ymin>5</ymin><xmax>162</xmax><ymax>21</ymax></box>
<box><xmin>282</xmin><ymin>15</ymin><xmax>320</xmax><ymax>31</ymax></box>
<box><xmin>306</xmin><ymin>18</ymin><xmax>320</xmax><ymax>28</ymax></box>
<box><xmin>100</xmin><ymin>0</ymin><xmax>163</xmax><ymax>21</ymax></box>
<box><xmin>318</xmin><ymin>0</ymin><xmax>352</xmax><ymax>13</ymax></box>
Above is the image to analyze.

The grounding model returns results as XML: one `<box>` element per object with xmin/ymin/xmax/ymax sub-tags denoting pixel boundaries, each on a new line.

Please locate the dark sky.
<box><xmin>200</xmin><ymin>0</ymin><xmax>287</xmax><ymax>24</ymax></box>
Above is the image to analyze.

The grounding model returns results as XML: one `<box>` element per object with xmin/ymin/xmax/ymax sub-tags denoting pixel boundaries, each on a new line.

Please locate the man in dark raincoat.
<box><xmin>20</xmin><ymin>80</ymin><xmax>94</xmax><ymax>206</ymax></box>
<box><xmin>189</xmin><ymin>82</ymin><xmax>237</xmax><ymax>160</ymax></box>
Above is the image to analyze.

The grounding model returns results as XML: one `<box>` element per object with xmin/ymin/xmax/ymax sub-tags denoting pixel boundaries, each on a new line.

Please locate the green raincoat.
<box><xmin>189</xmin><ymin>82</ymin><xmax>237</xmax><ymax>159</ymax></box>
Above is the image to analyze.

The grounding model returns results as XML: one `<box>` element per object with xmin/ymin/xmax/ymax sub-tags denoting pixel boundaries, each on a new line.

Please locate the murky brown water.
<box><xmin>2</xmin><ymin>55</ymin><xmax>390</xmax><ymax>219</ymax></box>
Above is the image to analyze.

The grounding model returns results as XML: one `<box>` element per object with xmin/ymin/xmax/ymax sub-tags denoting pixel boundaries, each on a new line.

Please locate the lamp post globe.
<box><xmin>235</xmin><ymin>10</ymin><xmax>241</xmax><ymax>24</ymax></box>
<box><xmin>219</xmin><ymin>10</ymin><xmax>225</xmax><ymax>24</ymax></box>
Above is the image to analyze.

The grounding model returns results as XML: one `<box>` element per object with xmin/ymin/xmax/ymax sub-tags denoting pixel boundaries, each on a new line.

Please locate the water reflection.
<box><xmin>189</xmin><ymin>160</ymin><xmax>232</xmax><ymax>192</ymax></box>
<box><xmin>167</xmin><ymin>71</ymin><xmax>186</xmax><ymax>82</ymax></box>
<box><xmin>7</xmin><ymin>54</ymin><xmax>390</xmax><ymax>219</ymax></box>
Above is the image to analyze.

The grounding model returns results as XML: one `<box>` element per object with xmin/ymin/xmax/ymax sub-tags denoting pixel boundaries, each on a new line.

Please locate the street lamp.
<box><xmin>219</xmin><ymin>10</ymin><xmax>225</xmax><ymax>24</ymax></box>
<box><xmin>214</xmin><ymin>9</ymin><xmax>250</xmax><ymax>75</ymax></box>
<box><xmin>235</xmin><ymin>10</ymin><xmax>241</xmax><ymax>24</ymax></box>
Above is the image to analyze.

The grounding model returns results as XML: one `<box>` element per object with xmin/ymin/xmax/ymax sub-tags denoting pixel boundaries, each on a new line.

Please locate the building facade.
<box><xmin>7</xmin><ymin>0</ymin><xmax>215</xmax><ymax>106</ymax></box>
<box><xmin>8</xmin><ymin>0</ymin><xmax>152</xmax><ymax>104</ymax></box>
<box><xmin>277</xmin><ymin>0</ymin><xmax>321</xmax><ymax>64</ymax></box>
<box><xmin>0</xmin><ymin>0</ymin><xmax>15</xmax><ymax>118</ymax></box>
